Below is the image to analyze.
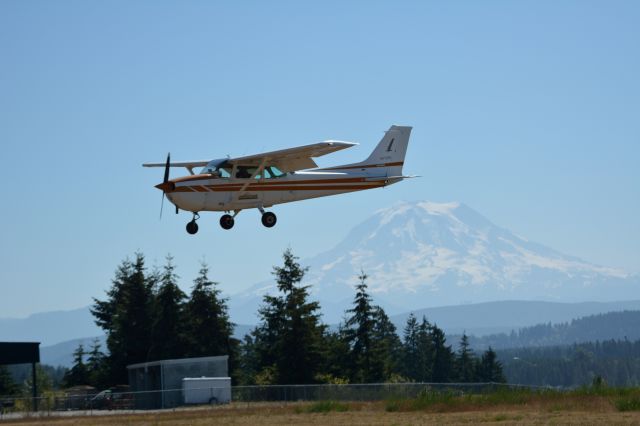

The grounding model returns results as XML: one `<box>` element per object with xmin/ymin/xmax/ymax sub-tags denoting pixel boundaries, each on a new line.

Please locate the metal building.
<box><xmin>127</xmin><ymin>355</ymin><xmax>228</xmax><ymax>409</ymax></box>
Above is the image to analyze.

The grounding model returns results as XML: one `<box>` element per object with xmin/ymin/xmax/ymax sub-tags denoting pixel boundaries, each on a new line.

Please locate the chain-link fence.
<box><xmin>0</xmin><ymin>382</ymin><xmax>550</xmax><ymax>419</ymax></box>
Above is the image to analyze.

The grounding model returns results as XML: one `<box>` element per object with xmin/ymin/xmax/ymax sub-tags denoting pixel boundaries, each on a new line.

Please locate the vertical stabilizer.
<box><xmin>318</xmin><ymin>125</ymin><xmax>412</xmax><ymax>176</ymax></box>
<box><xmin>361</xmin><ymin>125</ymin><xmax>412</xmax><ymax>176</ymax></box>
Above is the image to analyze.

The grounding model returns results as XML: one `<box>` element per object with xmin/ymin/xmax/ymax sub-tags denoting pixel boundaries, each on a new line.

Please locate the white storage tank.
<box><xmin>182</xmin><ymin>377</ymin><xmax>231</xmax><ymax>404</ymax></box>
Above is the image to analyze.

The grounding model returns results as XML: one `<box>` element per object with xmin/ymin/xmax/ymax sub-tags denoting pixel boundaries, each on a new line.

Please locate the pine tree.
<box><xmin>86</xmin><ymin>338</ymin><xmax>107</xmax><ymax>389</ymax></box>
<box><xmin>62</xmin><ymin>344</ymin><xmax>89</xmax><ymax>387</ymax></box>
<box><xmin>478</xmin><ymin>347</ymin><xmax>506</xmax><ymax>383</ymax></box>
<box><xmin>371</xmin><ymin>306</ymin><xmax>402</xmax><ymax>381</ymax></box>
<box><xmin>415</xmin><ymin>316</ymin><xmax>434</xmax><ymax>382</ymax></box>
<box><xmin>185</xmin><ymin>262</ymin><xmax>239</xmax><ymax>381</ymax></box>
<box><xmin>456</xmin><ymin>333</ymin><xmax>476</xmax><ymax>382</ymax></box>
<box><xmin>402</xmin><ymin>314</ymin><xmax>420</xmax><ymax>380</ymax></box>
<box><xmin>319</xmin><ymin>329</ymin><xmax>351</xmax><ymax>383</ymax></box>
<box><xmin>186</xmin><ymin>263</ymin><xmax>235</xmax><ymax>357</ymax></box>
<box><xmin>431</xmin><ymin>323</ymin><xmax>454</xmax><ymax>382</ymax></box>
<box><xmin>148</xmin><ymin>256</ymin><xmax>188</xmax><ymax>361</ymax></box>
<box><xmin>91</xmin><ymin>253</ymin><xmax>155</xmax><ymax>384</ymax></box>
<box><xmin>250</xmin><ymin>249</ymin><xmax>326</xmax><ymax>384</ymax></box>
<box><xmin>343</xmin><ymin>271</ymin><xmax>377</xmax><ymax>383</ymax></box>
<box><xmin>237</xmin><ymin>334</ymin><xmax>261</xmax><ymax>385</ymax></box>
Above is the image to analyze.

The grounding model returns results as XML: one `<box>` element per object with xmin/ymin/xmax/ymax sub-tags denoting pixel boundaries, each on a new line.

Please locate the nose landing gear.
<box><xmin>186</xmin><ymin>213</ymin><xmax>199</xmax><ymax>235</ymax></box>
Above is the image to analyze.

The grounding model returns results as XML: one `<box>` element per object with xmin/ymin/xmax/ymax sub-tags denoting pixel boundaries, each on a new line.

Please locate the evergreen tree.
<box><xmin>456</xmin><ymin>333</ymin><xmax>476</xmax><ymax>382</ymax></box>
<box><xmin>402</xmin><ymin>314</ymin><xmax>420</xmax><ymax>380</ymax></box>
<box><xmin>251</xmin><ymin>293</ymin><xmax>286</xmax><ymax>383</ymax></box>
<box><xmin>371</xmin><ymin>306</ymin><xmax>402</xmax><ymax>380</ymax></box>
<box><xmin>343</xmin><ymin>271</ymin><xmax>377</xmax><ymax>383</ymax></box>
<box><xmin>148</xmin><ymin>256</ymin><xmax>188</xmax><ymax>361</ymax></box>
<box><xmin>250</xmin><ymin>249</ymin><xmax>326</xmax><ymax>384</ymax></box>
<box><xmin>62</xmin><ymin>344</ymin><xmax>89</xmax><ymax>387</ymax></box>
<box><xmin>91</xmin><ymin>253</ymin><xmax>155</xmax><ymax>384</ymax></box>
<box><xmin>431</xmin><ymin>323</ymin><xmax>455</xmax><ymax>382</ymax></box>
<box><xmin>415</xmin><ymin>316</ymin><xmax>434</xmax><ymax>382</ymax></box>
<box><xmin>319</xmin><ymin>329</ymin><xmax>351</xmax><ymax>383</ymax></box>
<box><xmin>478</xmin><ymin>347</ymin><xmax>506</xmax><ymax>383</ymax></box>
<box><xmin>86</xmin><ymin>338</ymin><xmax>107</xmax><ymax>389</ymax></box>
<box><xmin>237</xmin><ymin>334</ymin><xmax>261</xmax><ymax>385</ymax></box>
<box><xmin>0</xmin><ymin>365</ymin><xmax>18</xmax><ymax>396</ymax></box>
<box><xmin>186</xmin><ymin>263</ymin><xmax>236</xmax><ymax>357</ymax></box>
<box><xmin>186</xmin><ymin>262</ymin><xmax>239</xmax><ymax>381</ymax></box>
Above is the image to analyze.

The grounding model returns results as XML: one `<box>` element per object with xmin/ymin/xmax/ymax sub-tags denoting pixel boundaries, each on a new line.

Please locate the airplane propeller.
<box><xmin>159</xmin><ymin>152</ymin><xmax>170</xmax><ymax>219</ymax></box>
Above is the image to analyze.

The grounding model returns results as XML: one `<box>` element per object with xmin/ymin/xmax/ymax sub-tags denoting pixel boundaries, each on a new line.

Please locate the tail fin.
<box><xmin>359</xmin><ymin>125</ymin><xmax>412</xmax><ymax>176</ymax></box>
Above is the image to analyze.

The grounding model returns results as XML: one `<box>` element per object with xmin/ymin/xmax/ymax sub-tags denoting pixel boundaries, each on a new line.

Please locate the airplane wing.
<box><xmin>142</xmin><ymin>160</ymin><xmax>209</xmax><ymax>168</ymax></box>
<box><xmin>228</xmin><ymin>140</ymin><xmax>357</xmax><ymax>172</ymax></box>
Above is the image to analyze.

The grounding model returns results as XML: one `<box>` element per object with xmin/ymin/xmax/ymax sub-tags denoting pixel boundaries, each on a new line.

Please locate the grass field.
<box><xmin>3</xmin><ymin>388</ymin><xmax>640</xmax><ymax>425</ymax></box>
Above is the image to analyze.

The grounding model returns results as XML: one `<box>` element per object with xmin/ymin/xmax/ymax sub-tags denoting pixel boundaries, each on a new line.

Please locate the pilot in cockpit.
<box><xmin>235</xmin><ymin>167</ymin><xmax>251</xmax><ymax>179</ymax></box>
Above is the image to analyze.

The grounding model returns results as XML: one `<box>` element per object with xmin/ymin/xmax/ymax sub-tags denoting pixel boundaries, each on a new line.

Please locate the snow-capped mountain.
<box><xmin>230</xmin><ymin>201</ymin><xmax>639</xmax><ymax>324</ymax></box>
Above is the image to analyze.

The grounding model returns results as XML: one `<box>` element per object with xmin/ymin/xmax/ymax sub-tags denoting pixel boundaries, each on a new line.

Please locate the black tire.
<box><xmin>261</xmin><ymin>212</ymin><xmax>277</xmax><ymax>228</ymax></box>
<box><xmin>186</xmin><ymin>221</ymin><xmax>199</xmax><ymax>235</ymax></box>
<box><xmin>220</xmin><ymin>214</ymin><xmax>235</xmax><ymax>230</ymax></box>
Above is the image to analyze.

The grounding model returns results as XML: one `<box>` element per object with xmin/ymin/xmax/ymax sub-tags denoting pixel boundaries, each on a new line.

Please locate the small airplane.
<box><xmin>143</xmin><ymin>125</ymin><xmax>413</xmax><ymax>234</ymax></box>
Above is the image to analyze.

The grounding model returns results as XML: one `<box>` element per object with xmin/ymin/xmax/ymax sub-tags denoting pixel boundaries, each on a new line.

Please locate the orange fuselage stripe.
<box><xmin>171</xmin><ymin>182</ymin><xmax>385</xmax><ymax>193</ymax></box>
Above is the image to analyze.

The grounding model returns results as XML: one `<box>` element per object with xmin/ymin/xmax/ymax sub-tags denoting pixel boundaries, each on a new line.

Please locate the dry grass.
<box><xmin>2</xmin><ymin>393</ymin><xmax>640</xmax><ymax>425</ymax></box>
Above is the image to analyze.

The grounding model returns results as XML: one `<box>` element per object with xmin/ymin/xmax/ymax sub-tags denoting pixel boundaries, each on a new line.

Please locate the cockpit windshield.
<box><xmin>201</xmin><ymin>159</ymin><xmax>232</xmax><ymax>178</ymax></box>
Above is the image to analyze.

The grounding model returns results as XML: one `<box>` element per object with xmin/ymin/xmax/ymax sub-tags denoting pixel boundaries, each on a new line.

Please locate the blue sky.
<box><xmin>0</xmin><ymin>1</ymin><xmax>638</xmax><ymax>317</ymax></box>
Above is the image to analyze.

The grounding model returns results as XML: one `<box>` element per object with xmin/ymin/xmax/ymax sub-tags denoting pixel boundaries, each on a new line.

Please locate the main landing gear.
<box><xmin>220</xmin><ymin>214</ymin><xmax>234</xmax><ymax>230</ymax></box>
<box><xmin>186</xmin><ymin>213</ymin><xmax>200</xmax><ymax>235</ymax></box>
<box><xmin>258</xmin><ymin>207</ymin><xmax>277</xmax><ymax>228</ymax></box>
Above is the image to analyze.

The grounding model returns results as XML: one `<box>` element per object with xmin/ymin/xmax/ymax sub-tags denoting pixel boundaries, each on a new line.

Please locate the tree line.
<box><xmin>466</xmin><ymin>310</ymin><xmax>640</xmax><ymax>351</ymax></box>
<box><xmin>57</xmin><ymin>249</ymin><xmax>504</xmax><ymax>389</ymax></box>
<box><xmin>500</xmin><ymin>339</ymin><xmax>640</xmax><ymax>387</ymax></box>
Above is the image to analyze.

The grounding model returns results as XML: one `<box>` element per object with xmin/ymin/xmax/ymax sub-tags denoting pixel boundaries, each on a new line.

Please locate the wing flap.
<box><xmin>228</xmin><ymin>141</ymin><xmax>356</xmax><ymax>172</ymax></box>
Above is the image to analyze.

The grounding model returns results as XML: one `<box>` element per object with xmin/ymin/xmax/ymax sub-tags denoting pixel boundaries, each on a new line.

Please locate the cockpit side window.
<box><xmin>217</xmin><ymin>166</ymin><xmax>231</xmax><ymax>178</ymax></box>
<box><xmin>264</xmin><ymin>166</ymin><xmax>286</xmax><ymax>179</ymax></box>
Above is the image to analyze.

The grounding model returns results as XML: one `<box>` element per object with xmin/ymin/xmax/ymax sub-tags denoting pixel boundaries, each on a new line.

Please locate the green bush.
<box><xmin>615</xmin><ymin>396</ymin><xmax>640</xmax><ymax>412</ymax></box>
<box><xmin>301</xmin><ymin>401</ymin><xmax>349</xmax><ymax>413</ymax></box>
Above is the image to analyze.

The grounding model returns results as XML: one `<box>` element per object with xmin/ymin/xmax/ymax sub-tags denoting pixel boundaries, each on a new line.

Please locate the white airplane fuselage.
<box><xmin>166</xmin><ymin>168</ymin><xmax>403</xmax><ymax>213</ymax></box>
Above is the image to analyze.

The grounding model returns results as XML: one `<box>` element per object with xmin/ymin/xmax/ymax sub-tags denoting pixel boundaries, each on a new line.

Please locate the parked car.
<box><xmin>90</xmin><ymin>385</ymin><xmax>133</xmax><ymax>410</ymax></box>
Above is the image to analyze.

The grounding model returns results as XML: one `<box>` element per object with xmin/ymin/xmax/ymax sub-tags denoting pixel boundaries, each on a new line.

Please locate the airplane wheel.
<box><xmin>261</xmin><ymin>212</ymin><xmax>277</xmax><ymax>228</ymax></box>
<box><xmin>186</xmin><ymin>220</ymin><xmax>199</xmax><ymax>235</ymax></box>
<box><xmin>220</xmin><ymin>214</ymin><xmax>235</xmax><ymax>230</ymax></box>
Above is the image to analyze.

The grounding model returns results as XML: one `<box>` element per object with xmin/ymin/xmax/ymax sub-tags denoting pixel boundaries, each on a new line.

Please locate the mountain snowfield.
<box><xmin>230</xmin><ymin>201</ymin><xmax>639</xmax><ymax>324</ymax></box>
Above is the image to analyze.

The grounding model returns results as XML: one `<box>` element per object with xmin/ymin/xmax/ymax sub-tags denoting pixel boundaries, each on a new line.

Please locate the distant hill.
<box><xmin>463</xmin><ymin>310</ymin><xmax>640</xmax><ymax>350</ymax></box>
<box><xmin>0</xmin><ymin>307</ymin><xmax>100</xmax><ymax>346</ymax></box>
<box><xmin>40</xmin><ymin>335</ymin><xmax>106</xmax><ymax>368</ymax></box>
<box><xmin>387</xmin><ymin>300</ymin><xmax>640</xmax><ymax>337</ymax></box>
